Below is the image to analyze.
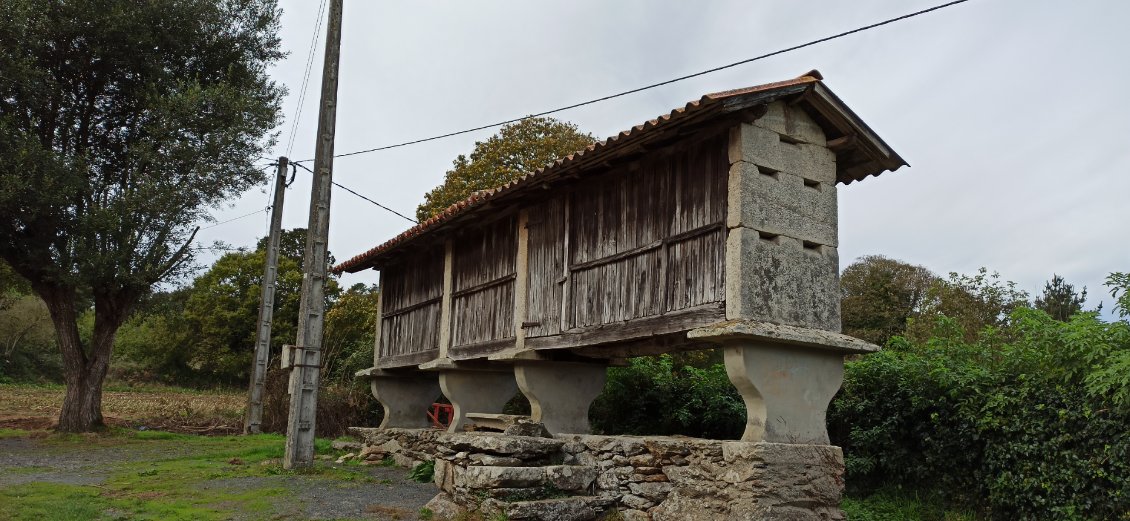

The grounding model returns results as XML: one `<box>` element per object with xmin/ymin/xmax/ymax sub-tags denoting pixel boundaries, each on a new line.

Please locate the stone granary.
<box><xmin>334</xmin><ymin>71</ymin><xmax>906</xmax><ymax>519</ymax></box>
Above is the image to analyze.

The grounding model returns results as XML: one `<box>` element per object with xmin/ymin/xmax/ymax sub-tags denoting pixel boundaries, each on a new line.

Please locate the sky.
<box><xmin>193</xmin><ymin>0</ymin><xmax>1130</xmax><ymax>316</ymax></box>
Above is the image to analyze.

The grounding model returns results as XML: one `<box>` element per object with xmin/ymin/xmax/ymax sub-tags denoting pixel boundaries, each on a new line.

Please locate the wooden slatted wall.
<box><xmin>451</xmin><ymin>215</ymin><xmax>518</xmax><ymax>351</ymax></box>
<box><xmin>524</xmin><ymin>132</ymin><xmax>728</xmax><ymax>338</ymax></box>
<box><xmin>378</xmin><ymin>245</ymin><xmax>445</xmax><ymax>363</ymax></box>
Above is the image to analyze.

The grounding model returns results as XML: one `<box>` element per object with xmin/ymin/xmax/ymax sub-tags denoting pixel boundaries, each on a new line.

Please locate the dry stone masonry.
<box><xmin>351</xmin><ymin>427</ymin><xmax>845</xmax><ymax>520</ymax></box>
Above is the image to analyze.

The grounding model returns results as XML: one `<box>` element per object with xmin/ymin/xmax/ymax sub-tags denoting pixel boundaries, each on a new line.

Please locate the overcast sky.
<box><xmin>194</xmin><ymin>0</ymin><xmax>1130</xmax><ymax>316</ymax></box>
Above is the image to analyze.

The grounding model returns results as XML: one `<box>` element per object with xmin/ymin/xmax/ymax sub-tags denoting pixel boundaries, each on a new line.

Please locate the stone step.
<box><xmin>459</xmin><ymin>464</ymin><xmax>598</xmax><ymax>491</ymax></box>
<box><xmin>437</xmin><ymin>431</ymin><xmax>564</xmax><ymax>458</ymax></box>
<box><xmin>503</xmin><ymin>496</ymin><xmax>616</xmax><ymax>521</ymax></box>
<box><xmin>465</xmin><ymin>413</ymin><xmax>531</xmax><ymax>431</ymax></box>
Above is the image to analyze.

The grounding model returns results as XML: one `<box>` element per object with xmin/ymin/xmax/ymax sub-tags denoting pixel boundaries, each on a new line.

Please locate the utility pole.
<box><xmin>284</xmin><ymin>0</ymin><xmax>343</xmax><ymax>469</ymax></box>
<box><xmin>244</xmin><ymin>156</ymin><xmax>288</xmax><ymax>435</ymax></box>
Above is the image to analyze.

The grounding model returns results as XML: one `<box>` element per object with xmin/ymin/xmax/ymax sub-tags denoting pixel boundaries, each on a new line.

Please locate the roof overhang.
<box><xmin>335</xmin><ymin>71</ymin><xmax>907</xmax><ymax>274</ymax></box>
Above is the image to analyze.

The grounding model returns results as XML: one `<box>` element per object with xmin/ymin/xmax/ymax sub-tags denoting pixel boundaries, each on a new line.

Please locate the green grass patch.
<box><xmin>0</xmin><ymin>427</ymin><xmax>31</xmax><ymax>438</ymax></box>
<box><xmin>843</xmin><ymin>489</ymin><xmax>980</xmax><ymax>521</ymax></box>
<box><xmin>2</xmin><ymin>430</ymin><xmax>370</xmax><ymax>520</ymax></box>
<box><xmin>0</xmin><ymin>482</ymin><xmax>111</xmax><ymax>521</ymax></box>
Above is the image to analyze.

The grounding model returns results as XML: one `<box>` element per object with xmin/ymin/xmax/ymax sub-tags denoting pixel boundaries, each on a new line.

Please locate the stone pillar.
<box><xmin>439</xmin><ymin>369</ymin><xmax>518</xmax><ymax>432</ymax></box>
<box><xmin>688</xmin><ymin>321</ymin><xmax>877</xmax><ymax>445</ymax></box>
<box><xmin>366</xmin><ymin>372</ymin><xmax>441</xmax><ymax>429</ymax></box>
<box><xmin>726</xmin><ymin>101</ymin><xmax>841</xmax><ymax>331</ymax></box>
<box><xmin>514</xmin><ymin>361</ymin><xmax>607</xmax><ymax>434</ymax></box>
<box><xmin>723</xmin><ymin>342</ymin><xmax>843</xmax><ymax>444</ymax></box>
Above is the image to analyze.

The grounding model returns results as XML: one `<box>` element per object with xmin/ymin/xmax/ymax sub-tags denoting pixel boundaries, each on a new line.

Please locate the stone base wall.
<box><xmin>352</xmin><ymin>428</ymin><xmax>845</xmax><ymax>521</ymax></box>
<box><xmin>349</xmin><ymin>427</ymin><xmax>442</xmax><ymax>468</ymax></box>
<box><xmin>560</xmin><ymin>434</ymin><xmax>845</xmax><ymax>520</ymax></box>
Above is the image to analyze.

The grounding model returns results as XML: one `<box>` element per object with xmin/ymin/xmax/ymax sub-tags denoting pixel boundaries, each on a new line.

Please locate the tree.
<box><xmin>1109</xmin><ymin>272</ymin><xmax>1130</xmax><ymax>319</ymax></box>
<box><xmin>907</xmin><ymin>268</ymin><xmax>1030</xmax><ymax>343</ymax></box>
<box><xmin>840</xmin><ymin>255</ymin><xmax>938</xmax><ymax>345</ymax></box>
<box><xmin>0</xmin><ymin>260</ymin><xmax>31</xmax><ymax>311</ymax></box>
<box><xmin>322</xmin><ymin>283</ymin><xmax>380</xmax><ymax>384</ymax></box>
<box><xmin>0</xmin><ymin>0</ymin><xmax>284</xmax><ymax>431</ymax></box>
<box><xmin>416</xmin><ymin>117</ymin><xmax>595</xmax><ymax>221</ymax></box>
<box><xmin>1034</xmin><ymin>274</ymin><xmax>1089</xmax><ymax>321</ymax></box>
<box><xmin>181</xmin><ymin>229</ymin><xmax>338</xmax><ymax>384</ymax></box>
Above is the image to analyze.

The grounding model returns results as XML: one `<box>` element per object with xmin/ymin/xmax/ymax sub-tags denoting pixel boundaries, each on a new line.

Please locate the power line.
<box><xmin>284</xmin><ymin>0</ymin><xmax>330</xmax><ymax>157</ymax></box>
<box><xmin>200</xmin><ymin>207</ymin><xmax>270</xmax><ymax>230</ymax></box>
<box><xmin>297</xmin><ymin>0</ymin><xmax>970</xmax><ymax>163</ymax></box>
<box><xmin>292</xmin><ymin>162</ymin><xmax>417</xmax><ymax>224</ymax></box>
<box><xmin>191</xmin><ymin>245</ymin><xmax>247</xmax><ymax>252</ymax></box>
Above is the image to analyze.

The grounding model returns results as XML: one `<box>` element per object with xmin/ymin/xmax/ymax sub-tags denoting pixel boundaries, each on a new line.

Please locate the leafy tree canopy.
<box><xmin>0</xmin><ymin>0</ymin><xmax>285</xmax><ymax>431</ymax></box>
<box><xmin>1034</xmin><ymin>274</ymin><xmax>1090</xmax><ymax>321</ymax></box>
<box><xmin>907</xmin><ymin>268</ymin><xmax>1030</xmax><ymax>343</ymax></box>
<box><xmin>115</xmin><ymin>229</ymin><xmax>338</xmax><ymax>385</ymax></box>
<box><xmin>840</xmin><ymin>255</ymin><xmax>937</xmax><ymax>346</ymax></box>
<box><xmin>415</xmin><ymin>117</ymin><xmax>595</xmax><ymax>221</ymax></box>
<box><xmin>322</xmin><ymin>283</ymin><xmax>379</xmax><ymax>383</ymax></box>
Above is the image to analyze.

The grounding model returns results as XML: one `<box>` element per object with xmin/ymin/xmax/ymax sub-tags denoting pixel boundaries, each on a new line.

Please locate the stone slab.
<box><xmin>727</xmin><ymin>161</ymin><xmax>838</xmax><ymax>247</ymax></box>
<box><xmin>724</xmin><ymin>227</ymin><xmax>841</xmax><ymax>330</ymax></box>
<box><xmin>688</xmin><ymin>319</ymin><xmax>879</xmax><ymax>354</ymax></box>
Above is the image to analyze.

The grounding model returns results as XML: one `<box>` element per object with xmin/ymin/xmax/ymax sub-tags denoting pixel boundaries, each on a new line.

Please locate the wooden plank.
<box><xmin>381</xmin><ymin>296</ymin><xmax>443</xmax><ymax>319</ymax></box>
<box><xmin>560</xmin><ymin>192</ymin><xmax>572</xmax><ymax>330</ymax></box>
<box><xmin>371</xmin><ymin>287</ymin><xmax>383</xmax><ymax>367</ymax></box>
<box><xmin>525</xmin><ymin>303</ymin><xmax>725</xmax><ymax>352</ymax></box>
<box><xmin>513</xmin><ymin>209</ymin><xmax>530</xmax><ymax>349</ymax></box>
<box><xmin>451</xmin><ymin>273</ymin><xmax>516</xmax><ymax>299</ymax></box>
<box><xmin>449</xmin><ymin>338</ymin><xmax>518</xmax><ymax>361</ymax></box>
<box><xmin>377</xmin><ymin>349</ymin><xmax>440</xmax><ymax>370</ymax></box>
<box><xmin>452</xmin><ymin>280</ymin><xmax>515</xmax><ymax>347</ymax></box>
<box><xmin>524</xmin><ymin>196</ymin><xmax>564</xmax><ymax>338</ymax></box>
<box><xmin>438</xmin><ymin>239</ymin><xmax>454</xmax><ymax>358</ymax></box>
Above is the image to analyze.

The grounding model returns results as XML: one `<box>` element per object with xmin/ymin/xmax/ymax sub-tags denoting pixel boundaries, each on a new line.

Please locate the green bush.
<box><xmin>830</xmin><ymin>305</ymin><xmax>1130</xmax><ymax>520</ymax></box>
<box><xmin>590</xmin><ymin>353</ymin><xmax>744</xmax><ymax>439</ymax></box>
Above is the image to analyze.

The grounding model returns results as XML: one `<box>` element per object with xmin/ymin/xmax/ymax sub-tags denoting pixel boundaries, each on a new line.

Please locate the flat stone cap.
<box><xmin>688</xmin><ymin>319</ymin><xmax>880</xmax><ymax>354</ymax></box>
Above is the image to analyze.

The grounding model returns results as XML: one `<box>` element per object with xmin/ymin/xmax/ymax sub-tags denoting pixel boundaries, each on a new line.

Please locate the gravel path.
<box><xmin>0</xmin><ymin>436</ymin><xmax>436</xmax><ymax>520</ymax></box>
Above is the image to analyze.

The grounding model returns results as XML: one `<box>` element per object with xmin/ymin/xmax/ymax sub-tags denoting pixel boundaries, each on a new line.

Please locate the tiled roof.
<box><xmin>334</xmin><ymin>71</ymin><xmax>906</xmax><ymax>274</ymax></box>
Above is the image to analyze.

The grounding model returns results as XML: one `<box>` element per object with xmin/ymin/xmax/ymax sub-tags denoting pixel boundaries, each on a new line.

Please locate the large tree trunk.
<box><xmin>39</xmin><ymin>285</ymin><xmax>120</xmax><ymax>432</ymax></box>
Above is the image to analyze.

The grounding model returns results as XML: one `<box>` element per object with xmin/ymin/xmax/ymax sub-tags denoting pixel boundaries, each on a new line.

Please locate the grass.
<box><xmin>0</xmin><ymin>427</ymin><xmax>32</xmax><ymax>438</ymax></box>
<box><xmin>842</xmin><ymin>489</ymin><xmax>981</xmax><ymax>521</ymax></box>
<box><xmin>0</xmin><ymin>428</ymin><xmax>383</xmax><ymax>521</ymax></box>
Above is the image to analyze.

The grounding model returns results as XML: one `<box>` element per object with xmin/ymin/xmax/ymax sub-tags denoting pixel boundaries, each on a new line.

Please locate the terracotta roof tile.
<box><xmin>334</xmin><ymin>71</ymin><xmax>904</xmax><ymax>274</ymax></box>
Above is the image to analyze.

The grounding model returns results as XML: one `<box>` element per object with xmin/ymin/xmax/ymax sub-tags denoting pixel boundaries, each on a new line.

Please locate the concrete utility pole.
<box><xmin>283</xmin><ymin>0</ymin><xmax>344</xmax><ymax>469</ymax></box>
<box><xmin>244</xmin><ymin>156</ymin><xmax>288</xmax><ymax>435</ymax></box>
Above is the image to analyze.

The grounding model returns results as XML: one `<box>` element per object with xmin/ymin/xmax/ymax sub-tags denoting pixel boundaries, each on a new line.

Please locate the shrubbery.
<box><xmin>830</xmin><ymin>305</ymin><xmax>1130</xmax><ymax>519</ymax></box>
<box><xmin>590</xmin><ymin>353</ymin><xmax>744</xmax><ymax>439</ymax></box>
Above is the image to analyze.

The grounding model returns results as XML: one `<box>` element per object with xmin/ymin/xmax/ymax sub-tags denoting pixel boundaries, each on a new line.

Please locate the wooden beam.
<box><xmin>449</xmin><ymin>338</ymin><xmax>518</xmax><ymax>361</ymax></box>
<box><xmin>437</xmin><ymin>239</ymin><xmax>454</xmax><ymax>359</ymax></box>
<box><xmin>513</xmin><ymin>209</ymin><xmax>530</xmax><ymax>350</ymax></box>
<box><xmin>378</xmin><ymin>349</ymin><xmax>441</xmax><ymax>370</ymax></box>
<box><xmin>372</xmin><ymin>279</ymin><xmax>383</xmax><ymax>367</ymax></box>
<box><xmin>526</xmin><ymin>303</ymin><xmax>724</xmax><ymax>351</ymax></box>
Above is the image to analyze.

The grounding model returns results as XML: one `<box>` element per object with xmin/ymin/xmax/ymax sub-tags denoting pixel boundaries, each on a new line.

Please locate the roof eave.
<box><xmin>334</xmin><ymin>76</ymin><xmax>908</xmax><ymax>274</ymax></box>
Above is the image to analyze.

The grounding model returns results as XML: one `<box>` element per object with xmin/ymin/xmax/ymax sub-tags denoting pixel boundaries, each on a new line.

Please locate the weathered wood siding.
<box><xmin>378</xmin><ymin>245</ymin><xmax>444</xmax><ymax>363</ymax></box>
<box><xmin>450</xmin><ymin>215</ymin><xmax>518</xmax><ymax>352</ymax></box>
<box><xmin>525</xmin><ymin>132</ymin><xmax>729</xmax><ymax>339</ymax></box>
<box><xmin>524</xmin><ymin>198</ymin><xmax>565</xmax><ymax>338</ymax></box>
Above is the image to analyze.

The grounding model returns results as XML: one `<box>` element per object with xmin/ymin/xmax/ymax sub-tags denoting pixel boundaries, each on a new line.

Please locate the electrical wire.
<box><xmin>296</xmin><ymin>0</ymin><xmax>971</xmax><ymax>163</ymax></box>
<box><xmin>200</xmin><ymin>207</ymin><xmax>270</xmax><ymax>230</ymax></box>
<box><xmin>292</xmin><ymin>162</ymin><xmax>417</xmax><ymax>224</ymax></box>
<box><xmin>284</xmin><ymin>0</ymin><xmax>330</xmax><ymax>157</ymax></box>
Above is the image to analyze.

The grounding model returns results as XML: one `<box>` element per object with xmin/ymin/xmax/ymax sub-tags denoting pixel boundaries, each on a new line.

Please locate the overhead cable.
<box><xmin>200</xmin><ymin>207</ymin><xmax>270</xmax><ymax>230</ymax></box>
<box><xmin>284</xmin><ymin>0</ymin><xmax>330</xmax><ymax>157</ymax></box>
<box><xmin>292</xmin><ymin>162</ymin><xmax>418</xmax><ymax>224</ymax></box>
<box><xmin>297</xmin><ymin>0</ymin><xmax>971</xmax><ymax>162</ymax></box>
